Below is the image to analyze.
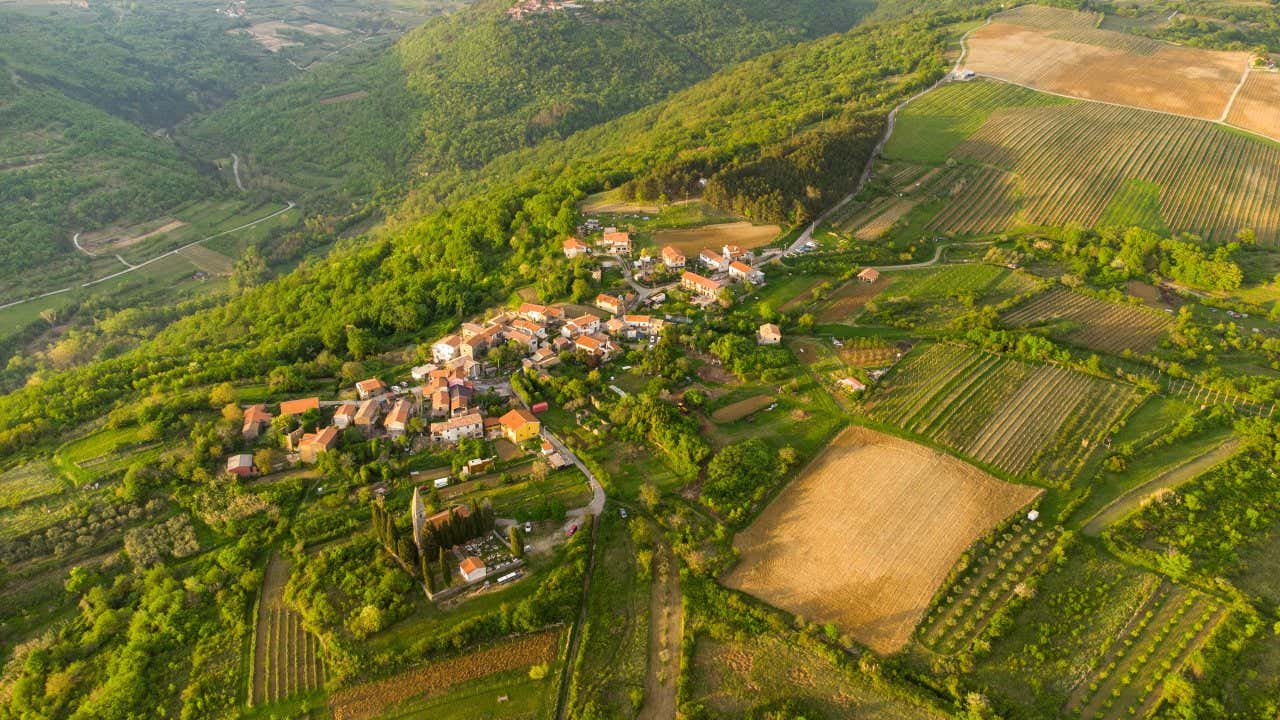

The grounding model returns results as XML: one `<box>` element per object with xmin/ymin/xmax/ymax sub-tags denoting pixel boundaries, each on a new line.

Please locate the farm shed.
<box><xmin>858</xmin><ymin>268</ymin><xmax>881</xmax><ymax>284</ymax></box>
<box><xmin>225</xmin><ymin>453</ymin><xmax>256</xmax><ymax>477</ymax></box>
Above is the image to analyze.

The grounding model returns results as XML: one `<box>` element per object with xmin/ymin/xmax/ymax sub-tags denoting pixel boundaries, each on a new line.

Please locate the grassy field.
<box><xmin>566</xmin><ymin>512</ymin><xmax>649</xmax><ymax>719</ymax></box>
<box><xmin>0</xmin><ymin>459</ymin><xmax>64</xmax><ymax>510</ymax></box>
<box><xmin>884</xmin><ymin>79</ymin><xmax>1071</xmax><ymax>164</ymax></box>
<box><xmin>687</xmin><ymin>629</ymin><xmax>947</xmax><ymax>719</ymax></box>
<box><xmin>866</xmin><ymin>344</ymin><xmax>1143</xmax><ymax>484</ymax></box>
<box><xmin>723</xmin><ymin>426</ymin><xmax>1038</xmax><ymax>654</ymax></box>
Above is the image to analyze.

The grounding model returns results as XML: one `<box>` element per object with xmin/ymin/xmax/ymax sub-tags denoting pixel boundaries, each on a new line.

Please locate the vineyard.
<box><xmin>966</xmin><ymin>6</ymin><xmax>1251</xmax><ymax>122</ymax></box>
<box><xmin>991</xmin><ymin>5</ymin><xmax>1163</xmax><ymax>54</ymax></box>
<box><xmin>917</xmin><ymin>516</ymin><xmax>1063</xmax><ymax>655</ymax></box>
<box><xmin>1225</xmin><ymin>71</ymin><xmax>1280</xmax><ymax>143</ymax></box>
<box><xmin>1165</xmin><ymin>377</ymin><xmax>1276</xmax><ymax>418</ymax></box>
<box><xmin>252</xmin><ymin>554</ymin><xmax>324</xmax><ymax>706</ymax></box>
<box><xmin>1063</xmin><ymin>581</ymin><xmax>1227</xmax><ymax>719</ymax></box>
<box><xmin>867</xmin><ymin>344</ymin><xmax>1143</xmax><ymax>483</ymax></box>
<box><xmin>328</xmin><ymin>631</ymin><xmax>560</xmax><ymax>720</ymax></box>
<box><xmin>833</xmin><ymin>336</ymin><xmax>904</xmax><ymax>367</ymax></box>
<box><xmin>1002</xmin><ymin>287</ymin><xmax>1171</xmax><ymax>354</ymax></box>
<box><xmin>926</xmin><ymin>95</ymin><xmax>1280</xmax><ymax>243</ymax></box>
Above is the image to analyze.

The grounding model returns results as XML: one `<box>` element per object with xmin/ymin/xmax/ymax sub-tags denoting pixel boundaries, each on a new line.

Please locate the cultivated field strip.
<box><xmin>869</xmin><ymin>344</ymin><xmax>1141</xmax><ymax>482</ymax></box>
<box><xmin>1166</xmin><ymin>378</ymin><xmax>1277</xmax><ymax>418</ymax></box>
<box><xmin>1003</xmin><ymin>287</ymin><xmax>1172</xmax><ymax>354</ymax></box>
<box><xmin>918</xmin><ymin>517</ymin><xmax>1062</xmax><ymax>654</ymax></box>
<box><xmin>994</xmin><ymin>5</ymin><xmax>1163</xmax><ymax>54</ymax></box>
<box><xmin>1066</xmin><ymin>582</ymin><xmax>1227</xmax><ymax>720</ymax></box>
<box><xmin>1226</xmin><ymin>71</ymin><xmax>1280</xmax><ymax>142</ymax></box>
<box><xmin>252</xmin><ymin>554</ymin><xmax>324</xmax><ymax>706</ymax></box>
<box><xmin>932</xmin><ymin>98</ymin><xmax>1280</xmax><ymax>243</ymax></box>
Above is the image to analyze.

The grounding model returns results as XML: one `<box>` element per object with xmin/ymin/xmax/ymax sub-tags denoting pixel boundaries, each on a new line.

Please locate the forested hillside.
<box><xmin>0</xmin><ymin>65</ymin><xmax>217</xmax><ymax>293</ymax></box>
<box><xmin>181</xmin><ymin>0</ymin><xmax>881</xmax><ymax>204</ymax></box>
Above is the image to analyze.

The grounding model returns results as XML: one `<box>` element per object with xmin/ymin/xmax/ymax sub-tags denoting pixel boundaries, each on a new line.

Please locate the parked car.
<box><xmin>619</xmin><ymin>508</ymin><xmax>628</xmax><ymax>519</ymax></box>
<box><xmin>525</xmin><ymin>522</ymin><xmax>532</xmax><ymax>534</ymax></box>
<box><xmin>566</xmin><ymin>524</ymin><xmax>578</xmax><ymax>538</ymax></box>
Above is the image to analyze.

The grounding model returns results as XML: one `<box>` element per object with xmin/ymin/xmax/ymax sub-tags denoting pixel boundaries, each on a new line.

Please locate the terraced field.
<box><xmin>1063</xmin><ymin>581</ymin><xmax>1228</xmax><ymax>720</ymax></box>
<box><xmin>918</xmin><ymin>516</ymin><xmax>1063</xmax><ymax>655</ymax></box>
<box><xmin>927</xmin><ymin>97</ymin><xmax>1280</xmax><ymax>243</ymax></box>
<box><xmin>0</xmin><ymin>460</ymin><xmax>63</xmax><ymax>510</ymax></box>
<box><xmin>867</xmin><ymin>344</ymin><xmax>1142</xmax><ymax>483</ymax></box>
<box><xmin>1003</xmin><ymin>287</ymin><xmax>1172</xmax><ymax>354</ymax></box>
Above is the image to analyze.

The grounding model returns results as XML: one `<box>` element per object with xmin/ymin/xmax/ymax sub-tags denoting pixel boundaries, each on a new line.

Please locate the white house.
<box><xmin>429</xmin><ymin>412</ymin><xmax>484</xmax><ymax>444</ymax></box>
<box><xmin>432</xmin><ymin>335</ymin><xmax>462</xmax><ymax>363</ymax></box>
<box><xmin>460</xmin><ymin>556</ymin><xmax>487</xmax><ymax>583</ymax></box>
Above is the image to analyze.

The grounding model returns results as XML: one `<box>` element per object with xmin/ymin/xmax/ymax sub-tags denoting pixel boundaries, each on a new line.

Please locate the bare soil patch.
<box><xmin>1226</xmin><ymin>71</ymin><xmax>1280</xmax><ymax>140</ymax></box>
<box><xmin>966</xmin><ymin>20</ymin><xmax>1251</xmax><ymax>123</ymax></box>
<box><xmin>493</xmin><ymin>438</ymin><xmax>524</xmax><ymax>462</ymax></box>
<box><xmin>710</xmin><ymin>394</ymin><xmax>774</xmax><ymax>423</ymax></box>
<box><xmin>319</xmin><ymin>90</ymin><xmax>370</xmax><ymax>105</ymax></box>
<box><xmin>723</xmin><ymin>427</ymin><xmax>1039</xmax><ymax>654</ymax></box>
<box><xmin>80</xmin><ymin>219</ymin><xmax>187</xmax><ymax>254</ymax></box>
<box><xmin>652</xmin><ymin>222</ymin><xmax>781</xmax><ymax>256</ymax></box>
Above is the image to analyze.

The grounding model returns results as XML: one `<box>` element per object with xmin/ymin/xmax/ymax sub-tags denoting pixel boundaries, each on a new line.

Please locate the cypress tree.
<box><xmin>508</xmin><ymin>525</ymin><xmax>524</xmax><ymax>558</ymax></box>
<box><xmin>421</xmin><ymin>552</ymin><xmax>436</xmax><ymax>593</ymax></box>
<box><xmin>438</xmin><ymin>546</ymin><xmax>452</xmax><ymax>588</ymax></box>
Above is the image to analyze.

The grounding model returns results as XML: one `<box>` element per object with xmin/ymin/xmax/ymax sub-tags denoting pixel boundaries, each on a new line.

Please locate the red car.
<box><xmin>565</xmin><ymin>524</ymin><xmax>578</xmax><ymax>538</ymax></box>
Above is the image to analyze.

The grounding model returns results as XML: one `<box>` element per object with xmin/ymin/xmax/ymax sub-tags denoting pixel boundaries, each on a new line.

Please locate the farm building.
<box><xmin>858</xmin><ymin>268</ymin><xmax>881</xmax><ymax>284</ymax></box>
<box><xmin>499</xmin><ymin>408</ymin><xmax>541</xmax><ymax>444</ymax></box>
<box><xmin>242</xmin><ymin>404</ymin><xmax>272</xmax><ymax>439</ymax></box>
<box><xmin>595</xmin><ymin>293</ymin><xmax>624</xmax><ymax>315</ymax></box>
<box><xmin>356</xmin><ymin>378</ymin><xmax>388</xmax><ymax>399</ymax></box>
<box><xmin>225</xmin><ymin>453</ymin><xmax>256</xmax><ymax>478</ymax></box>
<box><xmin>728</xmin><ymin>261</ymin><xmax>764</xmax><ymax>284</ymax></box>
<box><xmin>460</xmin><ymin>556</ymin><xmax>487</xmax><ymax>583</ymax></box>
<box><xmin>462</xmin><ymin>457</ymin><xmax>496</xmax><ymax>476</ymax></box>
<box><xmin>353</xmin><ymin>399</ymin><xmax>382</xmax><ymax>434</ymax></box>
<box><xmin>681</xmin><ymin>271</ymin><xmax>723</xmax><ymax>298</ymax></box>
<box><xmin>838</xmin><ymin>377</ymin><xmax>868</xmax><ymax>394</ymax></box>
<box><xmin>384</xmin><ymin>400</ymin><xmax>414</xmax><ymax>437</ymax></box>
<box><xmin>757</xmin><ymin>323</ymin><xmax>782</xmax><ymax>345</ymax></box>
<box><xmin>279</xmin><ymin>397</ymin><xmax>320</xmax><ymax>416</ymax></box>
<box><xmin>430</xmin><ymin>412</ymin><xmax>485</xmax><ymax>444</ymax></box>
<box><xmin>661</xmin><ymin>245</ymin><xmax>686</xmax><ymax>268</ymax></box>
<box><xmin>600</xmin><ymin>229</ymin><xmax>632</xmax><ymax>254</ymax></box>
<box><xmin>332</xmin><ymin>403</ymin><xmax>358</xmax><ymax>429</ymax></box>
<box><xmin>298</xmin><ymin>426</ymin><xmax>339</xmax><ymax>463</ymax></box>
<box><xmin>563</xmin><ymin>236</ymin><xmax>590</xmax><ymax>258</ymax></box>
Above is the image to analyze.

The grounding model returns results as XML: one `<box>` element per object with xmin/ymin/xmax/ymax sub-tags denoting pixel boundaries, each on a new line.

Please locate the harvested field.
<box><xmin>252</xmin><ymin>554</ymin><xmax>324</xmax><ymax>706</ymax></box>
<box><xmin>80</xmin><ymin>219</ymin><xmax>187</xmax><ymax>254</ymax></box>
<box><xmin>580</xmin><ymin>191</ymin><xmax>660</xmax><ymax>215</ymax></box>
<box><xmin>965</xmin><ymin>6</ymin><xmax>1252</xmax><ymax>124</ymax></box>
<box><xmin>328</xmin><ymin>631</ymin><xmax>559</xmax><ymax>720</ymax></box>
<box><xmin>652</xmin><ymin>222</ymin><xmax>780</xmax><ymax>256</ymax></box>
<box><xmin>1226</xmin><ymin>71</ymin><xmax>1280</xmax><ymax>140</ymax></box>
<box><xmin>1003</xmin><ymin>287</ymin><xmax>1171</xmax><ymax>353</ymax></box>
<box><xmin>710</xmin><ymin>394</ymin><xmax>774</xmax><ymax>423</ymax></box>
<box><xmin>868</xmin><ymin>344</ymin><xmax>1142</xmax><ymax>482</ymax></box>
<box><xmin>925</xmin><ymin>89</ymin><xmax>1280</xmax><ymax>243</ymax></box>
<box><xmin>319</xmin><ymin>90</ymin><xmax>370</xmax><ymax>105</ymax></box>
<box><xmin>723</xmin><ymin>427</ymin><xmax>1039</xmax><ymax>654</ymax></box>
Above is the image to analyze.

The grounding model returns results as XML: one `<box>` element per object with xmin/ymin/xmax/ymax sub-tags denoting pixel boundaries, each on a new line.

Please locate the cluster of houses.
<box><xmin>563</xmin><ymin>228</ymin><xmax>766</xmax><ymax>306</ymax></box>
<box><xmin>505</xmin><ymin>0</ymin><xmax>592</xmax><ymax>20</ymax></box>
